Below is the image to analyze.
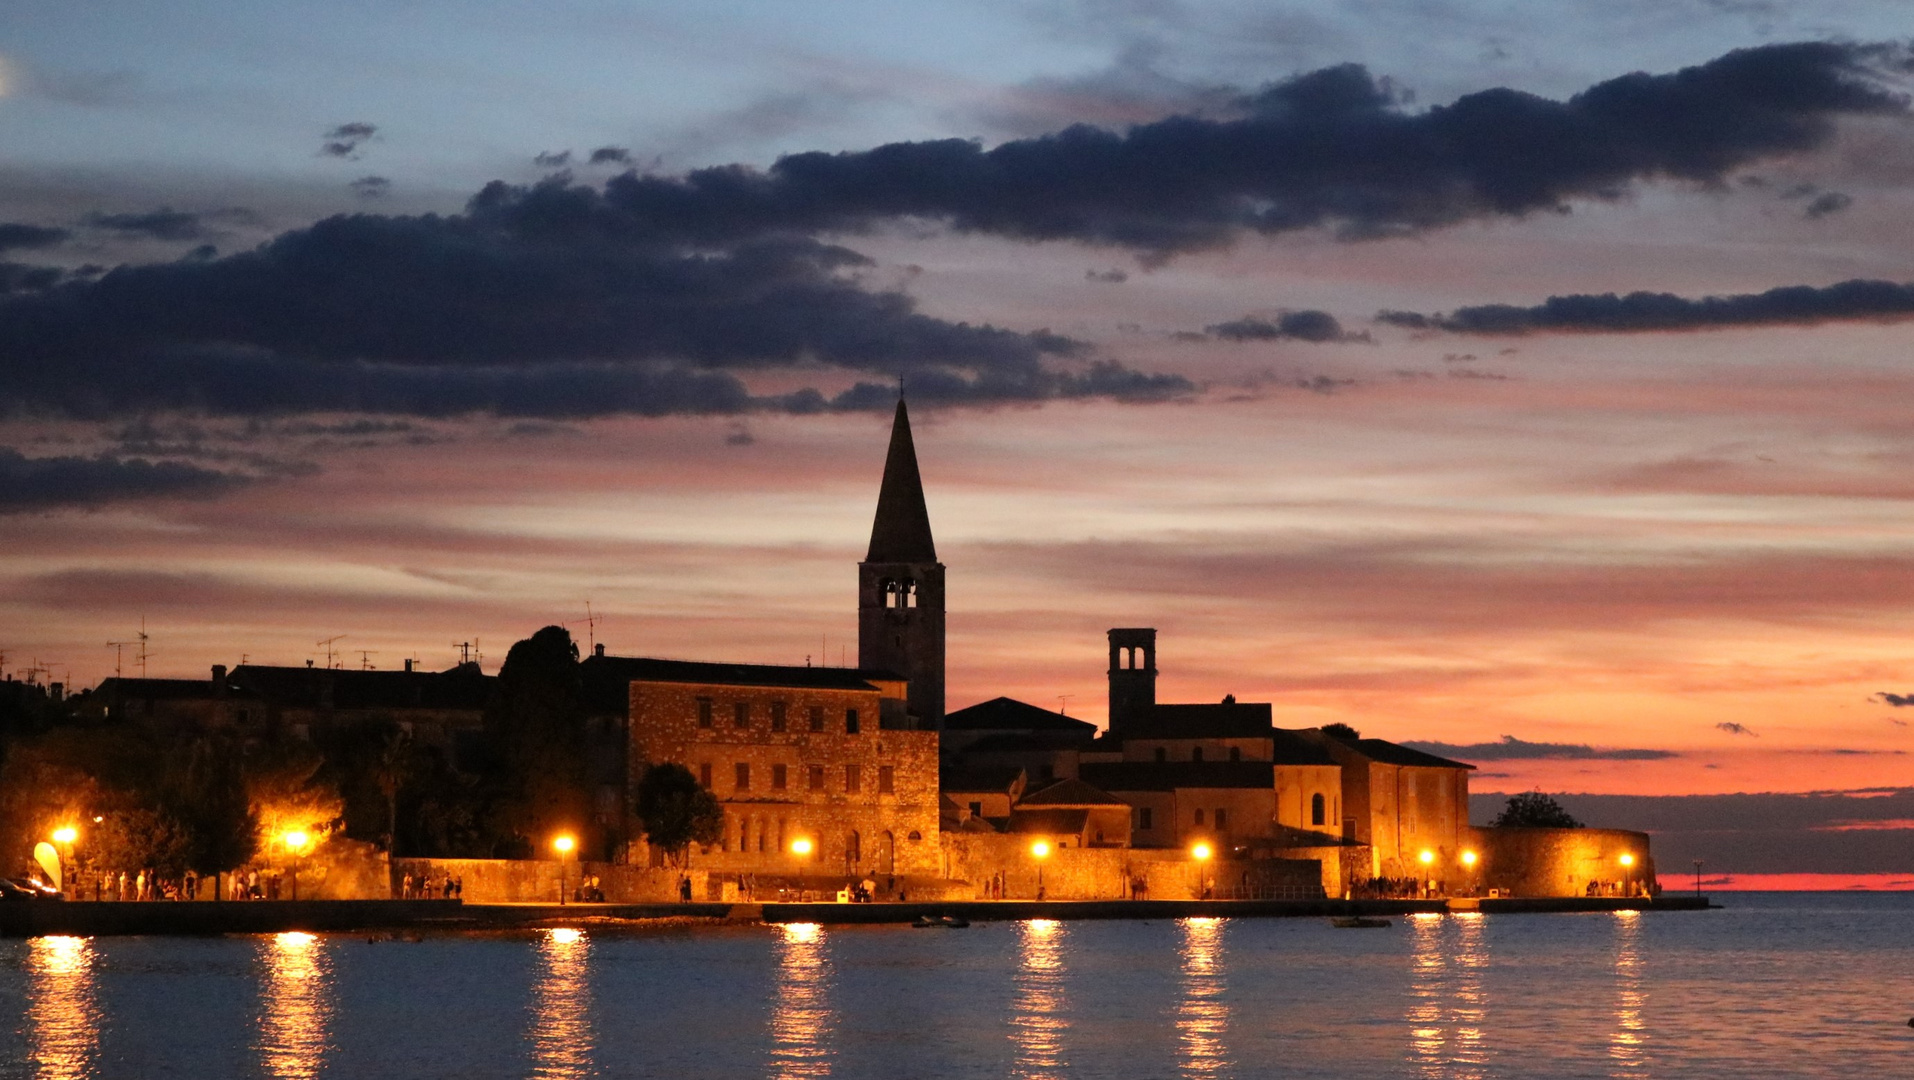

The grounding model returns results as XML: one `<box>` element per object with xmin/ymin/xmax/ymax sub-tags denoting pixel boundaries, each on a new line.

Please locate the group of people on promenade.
<box><xmin>397</xmin><ymin>873</ymin><xmax>462</xmax><ymax>900</ymax></box>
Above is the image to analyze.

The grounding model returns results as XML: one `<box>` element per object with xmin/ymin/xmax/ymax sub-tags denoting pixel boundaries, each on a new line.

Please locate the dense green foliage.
<box><xmin>633</xmin><ymin>762</ymin><xmax>722</xmax><ymax>865</ymax></box>
<box><xmin>1491</xmin><ymin>791</ymin><xmax>1583</xmax><ymax>828</ymax></box>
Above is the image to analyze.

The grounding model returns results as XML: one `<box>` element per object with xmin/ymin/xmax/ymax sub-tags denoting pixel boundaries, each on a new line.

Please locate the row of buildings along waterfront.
<box><xmin>59</xmin><ymin>400</ymin><xmax>1654</xmax><ymax>900</ymax></box>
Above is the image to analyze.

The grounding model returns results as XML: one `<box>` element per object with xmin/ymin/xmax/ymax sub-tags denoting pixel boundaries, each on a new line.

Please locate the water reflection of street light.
<box><xmin>1030</xmin><ymin>840</ymin><xmax>1050</xmax><ymax>900</ymax></box>
<box><xmin>281</xmin><ymin>831</ymin><xmax>310</xmax><ymax>901</ymax></box>
<box><xmin>1191</xmin><ymin>842</ymin><xmax>1213</xmax><ymax>899</ymax></box>
<box><xmin>553</xmin><ymin>834</ymin><xmax>576</xmax><ymax>906</ymax></box>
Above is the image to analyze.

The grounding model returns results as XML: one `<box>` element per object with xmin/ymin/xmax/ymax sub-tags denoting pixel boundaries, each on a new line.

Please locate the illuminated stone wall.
<box><xmin>391</xmin><ymin>857</ymin><xmax>706</xmax><ymax>903</ymax></box>
<box><xmin>1465</xmin><ymin>827</ymin><xmax>1656</xmax><ymax>898</ymax></box>
<box><xmin>628</xmin><ymin>678</ymin><xmax>942</xmax><ymax>877</ymax></box>
<box><xmin>938</xmin><ymin>835</ymin><xmax>1323</xmax><ymax>900</ymax></box>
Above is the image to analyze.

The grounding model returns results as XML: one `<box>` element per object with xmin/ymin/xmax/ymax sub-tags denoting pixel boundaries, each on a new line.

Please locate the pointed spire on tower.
<box><xmin>865</xmin><ymin>398</ymin><xmax>937</xmax><ymax>563</ymax></box>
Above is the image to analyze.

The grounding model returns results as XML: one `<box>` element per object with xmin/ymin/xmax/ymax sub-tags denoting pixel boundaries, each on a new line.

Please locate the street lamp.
<box><xmin>1419</xmin><ymin>849</ymin><xmax>1436</xmax><ymax>898</ymax></box>
<box><xmin>1191</xmin><ymin>842</ymin><xmax>1213</xmax><ymax>900</ymax></box>
<box><xmin>1460</xmin><ymin>849</ymin><xmax>1478</xmax><ymax>897</ymax></box>
<box><xmin>1619</xmin><ymin>852</ymin><xmax>1635</xmax><ymax>897</ymax></box>
<box><xmin>1030</xmin><ymin>840</ymin><xmax>1050</xmax><ymax>900</ymax></box>
<box><xmin>51</xmin><ymin>827</ymin><xmax>77</xmax><ymax>899</ymax></box>
<box><xmin>554</xmin><ymin>834</ymin><xmax>576</xmax><ymax>905</ymax></box>
<box><xmin>790</xmin><ymin>837</ymin><xmax>813</xmax><ymax>858</ymax></box>
<box><xmin>282</xmin><ymin>830</ymin><xmax>310</xmax><ymax>901</ymax></box>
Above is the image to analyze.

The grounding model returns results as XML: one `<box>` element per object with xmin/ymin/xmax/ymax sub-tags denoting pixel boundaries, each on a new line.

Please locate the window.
<box><xmin>1154</xmin><ymin>747</ymin><xmax>1167</xmax><ymax>763</ymax></box>
<box><xmin>1040</xmin><ymin>763</ymin><xmax>1055</xmax><ymax>781</ymax></box>
<box><xmin>735</xmin><ymin>762</ymin><xmax>751</xmax><ymax>791</ymax></box>
<box><xmin>1137</xmin><ymin>807</ymin><xmax>1153</xmax><ymax>830</ymax></box>
<box><xmin>772</xmin><ymin>764</ymin><xmax>788</xmax><ymax>790</ymax></box>
<box><xmin>969</xmin><ymin>801</ymin><xmax>983</xmax><ymax>817</ymax></box>
<box><xmin>1191</xmin><ymin>747</ymin><xmax>1204</xmax><ymax>762</ymax></box>
<box><xmin>771</xmin><ymin>701</ymin><xmax>787</xmax><ymax>732</ymax></box>
<box><xmin>845</xmin><ymin>764</ymin><xmax>861</xmax><ymax>793</ymax></box>
<box><xmin>1194</xmin><ymin>808</ymin><xmax>1205</xmax><ymax>826</ymax></box>
<box><xmin>808</xmin><ymin>764</ymin><xmax>825</xmax><ymax>791</ymax></box>
<box><xmin>878</xmin><ymin>765</ymin><xmax>895</xmax><ymax>794</ymax></box>
<box><xmin>698</xmin><ymin>763</ymin><xmax>713</xmax><ymax>788</ymax></box>
<box><xmin>808</xmin><ymin>706</ymin><xmax>825</xmax><ymax>732</ymax></box>
<box><xmin>734</xmin><ymin>702</ymin><xmax>750</xmax><ymax>729</ymax></box>
<box><xmin>846</xmin><ymin>708</ymin><xmax>860</xmax><ymax>734</ymax></box>
<box><xmin>696</xmin><ymin>698</ymin><xmax>713</xmax><ymax>728</ymax></box>
<box><xmin>1311</xmin><ymin>793</ymin><xmax>1327</xmax><ymax>826</ymax></box>
<box><xmin>1214</xmin><ymin>808</ymin><xmax>1228</xmax><ymax>830</ymax></box>
<box><xmin>1228</xmin><ymin>747</ymin><xmax>1241</xmax><ymax>762</ymax></box>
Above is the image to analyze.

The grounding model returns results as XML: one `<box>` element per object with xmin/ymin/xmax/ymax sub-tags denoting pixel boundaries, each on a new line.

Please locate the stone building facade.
<box><xmin>623</xmin><ymin>659</ymin><xmax>941</xmax><ymax>878</ymax></box>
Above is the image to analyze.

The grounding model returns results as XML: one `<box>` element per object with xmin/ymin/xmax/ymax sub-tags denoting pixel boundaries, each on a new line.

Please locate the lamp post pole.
<box><xmin>1031</xmin><ymin>841</ymin><xmax>1049</xmax><ymax>900</ymax></box>
<box><xmin>554</xmin><ymin>835</ymin><xmax>576</xmax><ymax>905</ymax></box>
<box><xmin>1693</xmin><ymin>859</ymin><xmax>1703</xmax><ymax>897</ymax></box>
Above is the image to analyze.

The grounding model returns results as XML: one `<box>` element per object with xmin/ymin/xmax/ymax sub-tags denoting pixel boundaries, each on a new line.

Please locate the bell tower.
<box><xmin>858</xmin><ymin>399</ymin><xmax>945</xmax><ymax>728</ymax></box>
<box><xmin>1107</xmin><ymin>628</ymin><xmax>1157</xmax><ymax>737</ymax></box>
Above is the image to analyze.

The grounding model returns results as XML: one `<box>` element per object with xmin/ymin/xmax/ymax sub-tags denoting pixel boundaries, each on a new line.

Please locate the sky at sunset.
<box><xmin>4</xmin><ymin>1</ymin><xmax>1914</xmax><ymax>876</ymax></box>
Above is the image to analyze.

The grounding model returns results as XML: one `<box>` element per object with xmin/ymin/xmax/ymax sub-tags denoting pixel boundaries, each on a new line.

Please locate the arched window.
<box><xmin>1311</xmin><ymin>793</ymin><xmax>1327</xmax><ymax>827</ymax></box>
<box><xmin>1154</xmin><ymin>747</ymin><xmax>1167</xmax><ymax>763</ymax></box>
<box><xmin>1191</xmin><ymin>747</ymin><xmax>1204</xmax><ymax>762</ymax></box>
<box><xmin>1194</xmin><ymin>808</ymin><xmax>1205</xmax><ymax>826</ymax></box>
<box><xmin>1228</xmin><ymin>747</ymin><xmax>1241</xmax><ymax>762</ymax></box>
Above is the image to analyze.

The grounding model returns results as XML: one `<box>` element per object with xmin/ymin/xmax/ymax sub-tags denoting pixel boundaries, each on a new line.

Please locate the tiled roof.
<box><xmin>1018</xmin><ymin>778</ymin><xmax>1130</xmax><ymax>808</ymax></box>
<box><xmin>944</xmin><ymin>696</ymin><xmax>1098</xmax><ymax>734</ymax></box>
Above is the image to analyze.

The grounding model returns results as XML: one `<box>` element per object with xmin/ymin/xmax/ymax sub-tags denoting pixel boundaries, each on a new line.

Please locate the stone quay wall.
<box><xmin>938</xmin><ymin>835</ymin><xmax>1323</xmax><ymax>901</ymax></box>
<box><xmin>391</xmin><ymin>858</ymin><xmax>704</xmax><ymax>904</ymax></box>
<box><xmin>1465</xmin><ymin>827</ymin><xmax>1657</xmax><ymax>898</ymax></box>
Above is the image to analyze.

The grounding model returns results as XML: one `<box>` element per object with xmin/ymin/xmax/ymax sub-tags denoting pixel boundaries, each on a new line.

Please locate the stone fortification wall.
<box><xmin>939</xmin><ymin>835</ymin><xmax>1323</xmax><ymax>901</ymax></box>
<box><xmin>1466</xmin><ymin>827</ymin><xmax>1656</xmax><ymax>898</ymax></box>
<box><xmin>392</xmin><ymin>858</ymin><xmax>704</xmax><ymax>904</ymax></box>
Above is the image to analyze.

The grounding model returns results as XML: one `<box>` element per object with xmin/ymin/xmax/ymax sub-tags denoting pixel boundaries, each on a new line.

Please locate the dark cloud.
<box><xmin>588</xmin><ymin>146</ymin><xmax>632</xmax><ymax>165</ymax></box>
<box><xmin>1875</xmin><ymin>693</ymin><xmax>1914</xmax><ymax>707</ymax></box>
<box><xmin>0</xmin><ymin>223</ymin><xmax>70</xmax><ymax>252</ymax></box>
<box><xmin>1403</xmin><ymin>735</ymin><xmax>1676</xmax><ymax>761</ymax></box>
<box><xmin>535</xmin><ymin>151</ymin><xmax>573</xmax><ymax>168</ymax></box>
<box><xmin>1085</xmin><ymin>268</ymin><xmax>1129</xmax><ymax>283</ymax></box>
<box><xmin>84</xmin><ymin>208</ymin><xmax>206</xmax><ymax>241</ymax></box>
<box><xmin>0</xmin><ymin>176</ymin><xmax>1187</xmax><ymax>420</ymax></box>
<box><xmin>1717</xmin><ymin>721</ymin><xmax>1760</xmax><ymax>736</ymax></box>
<box><xmin>1206</xmin><ymin>310</ymin><xmax>1368</xmax><ymax>343</ymax></box>
<box><xmin>349</xmin><ymin>176</ymin><xmax>391</xmax><ymax>199</ymax></box>
<box><xmin>1392</xmin><ymin>277</ymin><xmax>1914</xmax><ymax>334</ymax></box>
<box><xmin>321</xmin><ymin>122</ymin><xmax>378</xmax><ymax>159</ymax></box>
<box><xmin>1803</xmin><ymin>190</ymin><xmax>1853</xmax><ymax>218</ymax></box>
<box><xmin>0</xmin><ymin>448</ymin><xmax>247</xmax><ymax>513</ymax></box>
<box><xmin>558</xmin><ymin>42</ymin><xmax>1907</xmax><ymax>257</ymax></box>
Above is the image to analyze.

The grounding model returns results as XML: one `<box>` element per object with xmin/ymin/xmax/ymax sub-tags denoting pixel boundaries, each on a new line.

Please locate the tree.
<box><xmin>1491</xmin><ymin>791</ymin><xmax>1583</xmax><ymax>828</ymax></box>
<box><xmin>633</xmin><ymin>763</ymin><xmax>722</xmax><ymax>866</ymax></box>
<box><xmin>1319</xmin><ymin>723</ymin><xmax>1361</xmax><ymax>743</ymax></box>
<box><xmin>480</xmin><ymin>626</ymin><xmax>592</xmax><ymax>856</ymax></box>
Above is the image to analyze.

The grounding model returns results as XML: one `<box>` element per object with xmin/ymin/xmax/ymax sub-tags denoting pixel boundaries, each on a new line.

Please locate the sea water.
<box><xmin>2</xmin><ymin>892</ymin><xmax>1910</xmax><ymax>1078</ymax></box>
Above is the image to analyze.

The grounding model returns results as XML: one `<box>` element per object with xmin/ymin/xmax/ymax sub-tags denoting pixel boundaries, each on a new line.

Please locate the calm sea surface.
<box><xmin>2</xmin><ymin>892</ymin><xmax>1910</xmax><ymax>1079</ymax></box>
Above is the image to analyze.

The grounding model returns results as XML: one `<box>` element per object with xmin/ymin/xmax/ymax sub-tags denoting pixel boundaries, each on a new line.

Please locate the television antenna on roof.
<box><xmin>355</xmin><ymin>650</ymin><xmax>377</xmax><ymax>671</ymax></box>
<box><xmin>582</xmin><ymin>601</ymin><xmax>601</xmax><ymax>655</ymax></box>
<box><xmin>316</xmin><ymin>635</ymin><xmax>345</xmax><ymax>670</ymax></box>
<box><xmin>1056</xmin><ymin>695</ymin><xmax>1074</xmax><ymax>716</ymax></box>
<box><xmin>453</xmin><ymin>640</ymin><xmax>475</xmax><ymax>665</ymax></box>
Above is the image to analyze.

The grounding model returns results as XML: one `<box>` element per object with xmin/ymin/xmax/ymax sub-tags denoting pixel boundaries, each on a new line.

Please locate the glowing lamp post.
<box><xmin>1460</xmin><ymin>849</ymin><xmax>1478</xmax><ymax>897</ymax></box>
<box><xmin>553</xmin><ymin>834</ymin><xmax>576</xmax><ymax>906</ymax></box>
<box><xmin>1619</xmin><ymin>852</ymin><xmax>1635</xmax><ymax>897</ymax></box>
<box><xmin>1031</xmin><ymin>840</ymin><xmax>1051</xmax><ymax>900</ymax></box>
<box><xmin>790</xmin><ymin>837</ymin><xmax>813</xmax><ymax>859</ymax></box>
<box><xmin>1418</xmin><ymin>849</ymin><xmax>1436</xmax><ymax>897</ymax></box>
<box><xmin>1191</xmin><ymin>842</ymin><xmax>1213</xmax><ymax>900</ymax></box>
<box><xmin>52</xmin><ymin>827</ymin><xmax>78</xmax><ymax>899</ymax></box>
<box><xmin>281</xmin><ymin>830</ymin><xmax>311</xmax><ymax>900</ymax></box>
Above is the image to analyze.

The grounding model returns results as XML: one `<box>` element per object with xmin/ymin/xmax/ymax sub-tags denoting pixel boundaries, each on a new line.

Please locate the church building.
<box><xmin>615</xmin><ymin>400</ymin><xmax>946</xmax><ymax>883</ymax></box>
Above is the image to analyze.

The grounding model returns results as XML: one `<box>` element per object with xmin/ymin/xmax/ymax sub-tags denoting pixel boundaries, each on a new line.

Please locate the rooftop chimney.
<box><xmin>211</xmin><ymin>664</ymin><xmax>227</xmax><ymax>699</ymax></box>
<box><xmin>594</xmin><ymin>643</ymin><xmax>606</xmax><ymax>658</ymax></box>
<box><xmin>404</xmin><ymin>658</ymin><xmax>415</xmax><ymax>673</ymax></box>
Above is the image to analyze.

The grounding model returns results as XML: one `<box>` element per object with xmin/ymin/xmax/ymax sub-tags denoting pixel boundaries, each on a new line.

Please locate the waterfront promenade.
<box><xmin>0</xmin><ymin>894</ymin><xmax>1711</xmax><ymax>936</ymax></box>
